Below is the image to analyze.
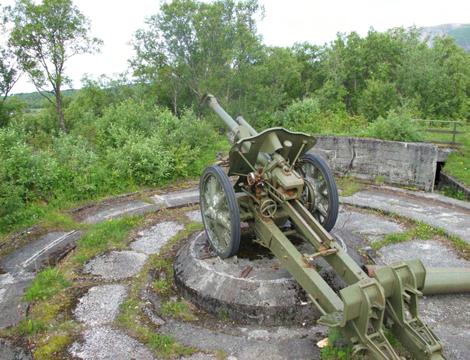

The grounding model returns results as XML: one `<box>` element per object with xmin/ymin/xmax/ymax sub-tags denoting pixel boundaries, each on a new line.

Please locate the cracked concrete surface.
<box><xmin>69</xmin><ymin>326</ymin><xmax>155</xmax><ymax>360</ymax></box>
<box><xmin>74</xmin><ymin>284</ymin><xmax>127</xmax><ymax>326</ymax></box>
<box><xmin>342</xmin><ymin>188</ymin><xmax>470</xmax><ymax>243</ymax></box>
<box><xmin>185</xmin><ymin>209</ymin><xmax>202</xmax><ymax>223</ymax></box>
<box><xmin>376</xmin><ymin>239</ymin><xmax>470</xmax><ymax>268</ymax></box>
<box><xmin>83</xmin><ymin>250</ymin><xmax>148</xmax><ymax>280</ymax></box>
<box><xmin>1</xmin><ymin>186</ymin><xmax>470</xmax><ymax>360</ymax></box>
<box><xmin>130</xmin><ymin>221</ymin><xmax>184</xmax><ymax>254</ymax></box>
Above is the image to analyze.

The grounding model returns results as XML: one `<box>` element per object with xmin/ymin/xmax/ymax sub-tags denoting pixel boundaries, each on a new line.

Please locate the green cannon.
<box><xmin>199</xmin><ymin>94</ymin><xmax>468</xmax><ymax>359</ymax></box>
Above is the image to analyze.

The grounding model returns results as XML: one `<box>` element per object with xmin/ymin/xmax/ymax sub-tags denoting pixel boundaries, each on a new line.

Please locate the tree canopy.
<box><xmin>7</xmin><ymin>0</ymin><xmax>102</xmax><ymax>131</ymax></box>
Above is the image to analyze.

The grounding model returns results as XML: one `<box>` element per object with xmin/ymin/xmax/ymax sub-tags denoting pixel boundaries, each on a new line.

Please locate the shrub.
<box><xmin>0</xmin><ymin>128</ymin><xmax>59</xmax><ymax>203</ymax></box>
<box><xmin>274</xmin><ymin>98</ymin><xmax>367</xmax><ymax>135</ymax></box>
<box><xmin>106</xmin><ymin>133</ymin><xmax>174</xmax><ymax>186</ymax></box>
<box><xmin>52</xmin><ymin>135</ymin><xmax>107</xmax><ymax>200</ymax></box>
<box><xmin>358</xmin><ymin>79</ymin><xmax>400</xmax><ymax>121</ymax></box>
<box><xmin>95</xmin><ymin>99</ymin><xmax>163</xmax><ymax>149</ymax></box>
<box><xmin>364</xmin><ymin>109</ymin><xmax>423</xmax><ymax>142</ymax></box>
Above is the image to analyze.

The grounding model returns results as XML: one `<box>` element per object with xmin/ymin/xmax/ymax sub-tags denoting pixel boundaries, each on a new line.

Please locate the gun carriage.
<box><xmin>199</xmin><ymin>94</ymin><xmax>469</xmax><ymax>360</ymax></box>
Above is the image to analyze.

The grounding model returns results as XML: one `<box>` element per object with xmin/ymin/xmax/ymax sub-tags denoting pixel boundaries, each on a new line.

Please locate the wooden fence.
<box><xmin>414</xmin><ymin>119</ymin><xmax>465</xmax><ymax>146</ymax></box>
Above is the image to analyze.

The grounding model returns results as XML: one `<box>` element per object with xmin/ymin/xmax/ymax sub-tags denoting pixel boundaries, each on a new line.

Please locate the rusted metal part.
<box><xmin>239</xmin><ymin>265</ymin><xmax>253</xmax><ymax>278</ymax></box>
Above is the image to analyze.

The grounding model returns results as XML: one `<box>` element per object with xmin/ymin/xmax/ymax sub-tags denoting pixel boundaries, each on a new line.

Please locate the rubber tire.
<box><xmin>298</xmin><ymin>154</ymin><xmax>339</xmax><ymax>232</ymax></box>
<box><xmin>199</xmin><ymin>166</ymin><xmax>241</xmax><ymax>258</ymax></box>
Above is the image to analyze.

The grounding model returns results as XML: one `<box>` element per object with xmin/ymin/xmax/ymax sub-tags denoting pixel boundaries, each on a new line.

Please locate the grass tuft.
<box><xmin>161</xmin><ymin>300</ymin><xmax>198</xmax><ymax>321</ymax></box>
<box><xmin>153</xmin><ymin>279</ymin><xmax>172</xmax><ymax>297</ymax></box>
<box><xmin>16</xmin><ymin>318</ymin><xmax>47</xmax><ymax>336</ymax></box>
<box><xmin>371</xmin><ymin>220</ymin><xmax>468</xmax><ymax>260</ymax></box>
<box><xmin>336</xmin><ymin>176</ymin><xmax>364</xmax><ymax>197</ymax></box>
<box><xmin>439</xmin><ymin>186</ymin><xmax>467</xmax><ymax>201</ymax></box>
<box><xmin>39</xmin><ymin>211</ymin><xmax>82</xmax><ymax>231</ymax></box>
<box><xmin>320</xmin><ymin>327</ymin><xmax>351</xmax><ymax>360</ymax></box>
<box><xmin>24</xmin><ymin>267</ymin><xmax>70</xmax><ymax>302</ymax></box>
<box><xmin>72</xmin><ymin>216</ymin><xmax>142</xmax><ymax>264</ymax></box>
<box><xmin>33</xmin><ymin>334</ymin><xmax>72</xmax><ymax>360</ymax></box>
<box><xmin>147</xmin><ymin>332</ymin><xmax>195</xmax><ymax>358</ymax></box>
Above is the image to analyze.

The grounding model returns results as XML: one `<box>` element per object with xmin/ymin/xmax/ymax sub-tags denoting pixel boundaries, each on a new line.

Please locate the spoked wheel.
<box><xmin>199</xmin><ymin>166</ymin><xmax>241</xmax><ymax>258</ymax></box>
<box><xmin>296</xmin><ymin>154</ymin><xmax>339</xmax><ymax>231</ymax></box>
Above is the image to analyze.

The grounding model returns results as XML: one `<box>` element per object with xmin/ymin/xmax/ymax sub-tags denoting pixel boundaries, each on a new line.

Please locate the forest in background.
<box><xmin>1</xmin><ymin>0</ymin><xmax>470</xmax><ymax>235</ymax></box>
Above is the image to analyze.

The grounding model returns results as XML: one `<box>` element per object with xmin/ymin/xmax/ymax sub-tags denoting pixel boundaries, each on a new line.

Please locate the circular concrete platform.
<box><xmin>174</xmin><ymin>231</ymin><xmax>321</xmax><ymax>326</ymax></box>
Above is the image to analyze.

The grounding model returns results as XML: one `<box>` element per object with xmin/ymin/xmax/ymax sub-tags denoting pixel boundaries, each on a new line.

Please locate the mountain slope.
<box><xmin>421</xmin><ymin>23</ymin><xmax>470</xmax><ymax>52</ymax></box>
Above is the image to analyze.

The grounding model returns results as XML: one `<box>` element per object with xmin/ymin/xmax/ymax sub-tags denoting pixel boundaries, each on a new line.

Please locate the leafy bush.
<box><xmin>96</xmin><ymin>101</ymin><xmax>220</xmax><ymax>186</ymax></box>
<box><xmin>106</xmin><ymin>134</ymin><xmax>174</xmax><ymax>186</ymax></box>
<box><xmin>95</xmin><ymin>99</ymin><xmax>162</xmax><ymax>149</ymax></box>
<box><xmin>52</xmin><ymin>135</ymin><xmax>107</xmax><ymax>200</ymax></box>
<box><xmin>273</xmin><ymin>97</ymin><xmax>367</xmax><ymax>135</ymax></box>
<box><xmin>0</xmin><ymin>130</ymin><xmax>59</xmax><ymax>202</ymax></box>
<box><xmin>358</xmin><ymin>79</ymin><xmax>400</xmax><ymax>121</ymax></box>
<box><xmin>364</xmin><ymin>109</ymin><xmax>423</xmax><ymax>142</ymax></box>
<box><xmin>0</xmin><ymin>93</ymin><xmax>226</xmax><ymax>235</ymax></box>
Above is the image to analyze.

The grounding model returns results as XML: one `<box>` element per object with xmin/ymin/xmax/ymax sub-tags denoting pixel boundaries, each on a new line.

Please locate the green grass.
<box><xmin>370</xmin><ymin>220</ymin><xmax>470</xmax><ymax>260</ymax></box>
<box><xmin>146</xmin><ymin>332</ymin><xmax>194</xmax><ymax>358</ymax></box>
<box><xmin>371</xmin><ymin>222</ymin><xmax>445</xmax><ymax>250</ymax></box>
<box><xmin>116</xmin><ymin>218</ymin><xmax>203</xmax><ymax>358</ymax></box>
<box><xmin>33</xmin><ymin>334</ymin><xmax>73</xmax><ymax>360</ymax></box>
<box><xmin>24</xmin><ymin>267</ymin><xmax>70</xmax><ymax>302</ymax></box>
<box><xmin>39</xmin><ymin>210</ymin><xmax>82</xmax><ymax>231</ymax></box>
<box><xmin>72</xmin><ymin>216</ymin><xmax>142</xmax><ymax>264</ymax></box>
<box><xmin>439</xmin><ymin>185</ymin><xmax>467</xmax><ymax>200</ymax></box>
<box><xmin>0</xmin><ymin>198</ymin><xmax>83</xmax><ymax>238</ymax></box>
<box><xmin>336</xmin><ymin>176</ymin><xmax>364</xmax><ymax>197</ymax></box>
<box><xmin>153</xmin><ymin>278</ymin><xmax>173</xmax><ymax>297</ymax></box>
<box><xmin>374</xmin><ymin>175</ymin><xmax>385</xmax><ymax>185</ymax></box>
<box><xmin>15</xmin><ymin>318</ymin><xmax>47</xmax><ymax>336</ymax></box>
<box><xmin>423</xmin><ymin>124</ymin><xmax>470</xmax><ymax>187</ymax></box>
<box><xmin>161</xmin><ymin>300</ymin><xmax>198</xmax><ymax>321</ymax></box>
<box><xmin>320</xmin><ymin>327</ymin><xmax>352</xmax><ymax>360</ymax></box>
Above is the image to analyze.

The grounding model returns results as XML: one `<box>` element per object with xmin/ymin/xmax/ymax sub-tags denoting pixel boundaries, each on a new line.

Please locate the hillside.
<box><xmin>11</xmin><ymin>89</ymin><xmax>78</xmax><ymax>110</ymax></box>
<box><xmin>421</xmin><ymin>23</ymin><xmax>470</xmax><ymax>52</ymax></box>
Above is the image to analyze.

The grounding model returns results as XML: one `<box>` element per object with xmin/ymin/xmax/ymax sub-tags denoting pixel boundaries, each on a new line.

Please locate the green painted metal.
<box><xmin>367</xmin><ymin>265</ymin><xmax>470</xmax><ymax>295</ymax></box>
<box><xmin>200</xmin><ymin>94</ymin><xmax>453</xmax><ymax>359</ymax></box>
<box><xmin>424</xmin><ymin>268</ymin><xmax>470</xmax><ymax>295</ymax></box>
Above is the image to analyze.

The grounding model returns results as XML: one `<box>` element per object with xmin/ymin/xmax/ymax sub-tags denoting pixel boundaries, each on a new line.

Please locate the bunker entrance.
<box><xmin>435</xmin><ymin>161</ymin><xmax>445</xmax><ymax>186</ymax></box>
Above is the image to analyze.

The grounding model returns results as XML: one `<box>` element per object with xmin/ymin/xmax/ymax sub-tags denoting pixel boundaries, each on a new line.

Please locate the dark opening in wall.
<box><xmin>435</xmin><ymin>161</ymin><xmax>445</xmax><ymax>186</ymax></box>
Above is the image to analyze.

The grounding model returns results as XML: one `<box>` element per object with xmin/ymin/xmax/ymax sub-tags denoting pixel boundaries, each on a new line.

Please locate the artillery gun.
<box><xmin>198</xmin><ymin>94</ymin><xmax>465</xmax><ymax>359</ymax></box>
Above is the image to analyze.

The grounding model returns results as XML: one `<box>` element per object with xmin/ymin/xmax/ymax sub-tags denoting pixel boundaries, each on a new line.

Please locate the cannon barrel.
<box><xmin>236</xmin><ymin>115</ymin><xmax>258</xmax><ymax>136</ymax></box>
<box><xmin>205</xmin><ymin>94</ymin><xmax>239</xmax><ymax>132</ymax></box>
<box><xmin>205</xmin><ymin>94</ymin><xmax>258</xmax><ymax>138</ymax></box>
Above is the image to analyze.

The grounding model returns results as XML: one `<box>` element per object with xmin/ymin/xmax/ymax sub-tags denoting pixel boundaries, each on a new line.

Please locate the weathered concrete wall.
<box><xmin>310</xmin><ymin>136</ymin><xmax>439</xmax><ymax>191</ymax></box>
<box><xmin>439</xmin><ymin>172</ymin><xmax>470</xmax><ymax>200</ymax></box>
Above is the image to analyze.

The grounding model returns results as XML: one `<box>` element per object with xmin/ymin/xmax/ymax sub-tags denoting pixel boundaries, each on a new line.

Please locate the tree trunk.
<box><xmin>55</xmin><ymin>87</ymin><xmax>66</xmax><ymax>132</ymax></box>
<box><xmin>173</xmin><ymin>87</ymin><xmax>178</xmax><ymax>115</ymax></box>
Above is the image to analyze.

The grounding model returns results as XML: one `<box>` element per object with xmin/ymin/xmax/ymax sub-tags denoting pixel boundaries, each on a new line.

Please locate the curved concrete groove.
<box><xmin>341</xmin><ymin>188</ymin><xmax>470</xmax><ymax>244</ymax></box>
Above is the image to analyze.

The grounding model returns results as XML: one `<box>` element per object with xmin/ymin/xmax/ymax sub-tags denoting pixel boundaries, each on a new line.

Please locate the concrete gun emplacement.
<box><xmin>199</xmin><ymin>94</ymin><xmax>470</xmax><ymax>360</ymax></box>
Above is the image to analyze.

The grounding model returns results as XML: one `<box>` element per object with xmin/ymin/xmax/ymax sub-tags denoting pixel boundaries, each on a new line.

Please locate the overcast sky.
<box><xmin>4</xmin><ymin>0</ymin><xmax>470</xmax><ymax>94</ymax></box>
